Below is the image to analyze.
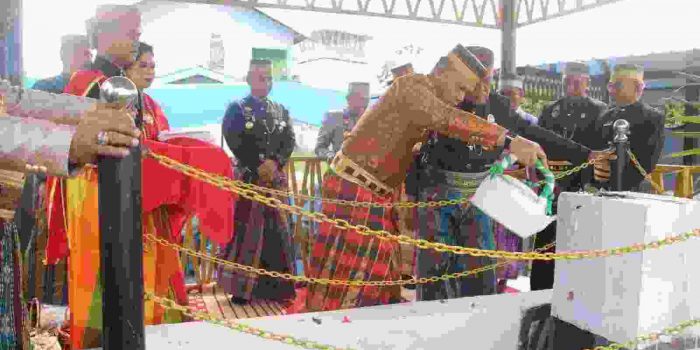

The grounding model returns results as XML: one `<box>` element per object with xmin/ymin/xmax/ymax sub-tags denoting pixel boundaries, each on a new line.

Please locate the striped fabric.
<box><xmin>306</xmin><ymin>172</ymin><xmax>402</xmax><ymax>312</ymax></box>
<box><xmin>217</xmin><ymin>169</ymin><xmax>296</xmax><ymax>303</ymax></box>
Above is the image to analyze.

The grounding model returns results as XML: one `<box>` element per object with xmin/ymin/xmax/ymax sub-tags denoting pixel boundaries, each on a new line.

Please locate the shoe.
<box><xmin>231</xmin><ymin>296</ymin><xmax>248</xmax><ymax>305</ymax></box>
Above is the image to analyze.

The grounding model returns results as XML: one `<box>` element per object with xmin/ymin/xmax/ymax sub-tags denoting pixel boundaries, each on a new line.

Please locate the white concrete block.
<box><xmin>551</xmin><ymin>192</ymin><xmax>700</xmax><ymax>344</ymax></box>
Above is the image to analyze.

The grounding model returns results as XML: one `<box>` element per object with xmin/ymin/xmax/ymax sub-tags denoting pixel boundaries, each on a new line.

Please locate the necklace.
<box><xmin>263</xmin><ymin>100</ymin><xmax>276</xmax><ymax>134</ymax></box>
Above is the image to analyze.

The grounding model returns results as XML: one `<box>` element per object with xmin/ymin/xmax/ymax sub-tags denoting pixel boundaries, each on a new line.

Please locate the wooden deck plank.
<box><xmin>212</xmin><ymin>285</ymin><xmax>241</xmax><ymax>320</ymax></box>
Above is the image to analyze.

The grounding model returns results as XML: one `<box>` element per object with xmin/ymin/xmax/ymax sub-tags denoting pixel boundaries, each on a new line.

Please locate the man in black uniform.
<box><xmin>219</xmin><ymin>59</ymin><xmax>297</xmax><ymax>305</ymax></box>
<box><xmin>530</xmin><ymin>62</ymin><xmax>609</xmax><ymax>291</ymax></box>
<box><xmin>592</xmin><ymin>63</ymin><xmax>665</xmax><ymax>192</ymax></box>
<box><xmin>539</xmin><ymin>62</ymin><xmax>608</xmax><ymax>143</ymax></box>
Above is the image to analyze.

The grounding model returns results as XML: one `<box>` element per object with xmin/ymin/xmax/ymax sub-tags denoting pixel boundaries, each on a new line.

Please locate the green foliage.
<box><xmin>665</xmin><ymin>100</ymin><xmax>700</xmax><ymax>158</ymax></box>
<box><xmin>520</xmin><ymin>91</ymin><xmax>553</xmax><ymax>117</ymax></box>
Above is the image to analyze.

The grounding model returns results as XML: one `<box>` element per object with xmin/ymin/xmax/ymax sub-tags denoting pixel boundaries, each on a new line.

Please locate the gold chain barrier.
<box><xmin>147</xmin><ymin>234</ymin><xmax>554</xmax><ymax>286</ymax></box>
<box><xmin>143</xmin><ymin>292</ymin><xmax>353</xmax><ymax>350</ymax></box>
<box><xmin>587</xmin><ymin>319</ymin><xmax>700</xmax><ymax>350</ymax></box>
<box><xmin>219</xmin><ymin>158</ymin><xmax>595</xmax><ymax>209</ymax></box>
<box><xmin>145</xmin><ymin>150</ymin><xmax>699</xmax><ymax>261</ymax></box>
<box><xmin>627</xmin><ymin>150</ymin><xmax>665</xmax><ymax>194</ymax></box>
<box><xmin>141</xmin><ymin>150</ymin><xmax>697</xmax><ymax>350</ymax></box>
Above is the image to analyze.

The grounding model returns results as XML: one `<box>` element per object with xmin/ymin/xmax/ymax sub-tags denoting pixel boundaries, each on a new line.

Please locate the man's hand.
<box><xmin>590</xmin><ymin>150</ymin><xmax>617</xmax><ymax>182</ymax></box>
<box><xmin>509</xmin><ymin>136</ymin><xmax>548</xmax><ymax>168</ymax></box>
<box><xmin>68</xmin><ymin>104</ymin><xmax>141</xmax><ymax>167</ymax></box>
<box><xmin>412</xmin><ymin>142</ymin><xmax>423</xmax><ymax>155</ymax></box>
<box><xmin>257</xmin><ymin>159</ymin><xmax>278</xmax><ymax>185</ymax></box>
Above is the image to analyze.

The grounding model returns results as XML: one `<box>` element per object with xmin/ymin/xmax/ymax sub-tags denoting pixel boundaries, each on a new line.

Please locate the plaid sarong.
<box><xmin>414</xmin><ymin>168</ymin><xmax>497</xmax><ymax>301</ymax></box>
<box><xmin>0</xmin><ymin>221</ymin><xmax>23</xmax><ymax>350</ymax></box>
<box><xmin>306</xmin><ymin>172</ymin><xmax>402</xmax><ymax>311</ymax></box>
<box><xmin>218</xmin><ymin>169</ymin><xmax>296</xmax><ymax>302</ymax></box>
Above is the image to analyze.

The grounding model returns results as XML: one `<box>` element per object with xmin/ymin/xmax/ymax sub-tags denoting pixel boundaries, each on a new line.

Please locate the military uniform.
<box><xmin>530</xmin><ymin>62</ymin><xmax>608</xmax><ymax>291</ymax></box>
<box><xmin>219</xmin><ymin>94</ymin><xmax>297</xmax><ymax>303</ymax></box>
<box><xmin>595</xmin><ymin>101</ymin><xmax>665</xmax><ymax>192</ymax></box>
<box><xmin>314</xmin><ymin>110</ymin><xmax>361</xmax><ymax>161</ymax></box>
<box><xmin>539</xmin><ymin>96</ymin><xmax>607</xmax><ymax>145</ymax></box>
<box><xmin>538</xmin><ymin>62</ymin><xmax>608</xmax><ymax>192</ymax></box>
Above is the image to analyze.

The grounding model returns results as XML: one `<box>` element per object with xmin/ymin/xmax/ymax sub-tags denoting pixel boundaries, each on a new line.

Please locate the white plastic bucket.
<box><xmin>470</xmin><ymin>155</ymin><xmax>556</xmax><ymax>239</ymax></box>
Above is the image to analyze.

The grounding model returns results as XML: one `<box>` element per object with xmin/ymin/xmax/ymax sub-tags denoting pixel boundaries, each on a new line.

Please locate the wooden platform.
<box><xmin>187</xmin><ymin>284</ymin><xmax>287</xmax><ymax>320</ymax></box>
<box><xmin>187</xmin><ymin>284</ymin><xmax>418</xmax><ymax>320</ymax></box>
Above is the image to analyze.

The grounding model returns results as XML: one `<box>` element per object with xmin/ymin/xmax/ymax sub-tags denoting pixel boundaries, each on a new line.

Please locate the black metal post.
<box><xmin>612</xmin><ymin>119</ymin><xmax>630</xmax><ymax>192</ymax></box>
<box><xmin>98</xmin><ymin>90</ymin><xmax>145</xmax><ymax>350</ymax></box>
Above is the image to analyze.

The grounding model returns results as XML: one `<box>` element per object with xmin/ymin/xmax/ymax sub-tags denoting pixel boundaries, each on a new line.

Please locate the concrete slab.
<box><xmin>92</xmin><ymin>290</ymin><xmax>553</xmax><ymax>349</ymax></box>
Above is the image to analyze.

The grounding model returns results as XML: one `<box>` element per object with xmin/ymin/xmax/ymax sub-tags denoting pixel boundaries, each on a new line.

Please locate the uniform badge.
<box><xmin>552</xmin><ymin>105</ymin><xmax>560</xmax><ymax>119</ymax></box>
<box><xmin>245</xmin><ymin>121</ymin><xmax>254</xmax><ymax>130</ymax></box>
<box><xmin>487</xmin><ymin>114</ymin><xmax>495</xmax><ymax>123</ymax></box>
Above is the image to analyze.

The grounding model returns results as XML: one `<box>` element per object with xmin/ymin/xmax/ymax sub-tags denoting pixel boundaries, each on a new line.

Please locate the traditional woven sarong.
<box><xmin>414</xmin><ymin>168</ymin><xmax>497</xmax><ymax>301</ymax></box>
<box><xmin>218</xmin><ymin>169</ymin><xmax>296</xmax><ymax>302</ymax></box>
<box><xmin>495</xmin><ymin>223</ymin><xmax>524</xmax><ymax>280</ymax></box>
<box><xmin>0</xmin><ymin>221</ymin><xmax>26</xmax><ymax>350</ymax></box>
<box><xmin>306</xmin><ymin>172</ymin><xmax>402</xmax><ymax>311</ymax></box>
<box><xmin>44</xmin><ymin>71</ymin><xmax>187</xmax><ymax>349</ymax></box>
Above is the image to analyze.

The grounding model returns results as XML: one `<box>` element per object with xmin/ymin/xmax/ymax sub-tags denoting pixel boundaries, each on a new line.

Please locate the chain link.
<box><xmin>203</xmin><ymin>156</ymin><xmax>595</xmax><ymax>209</ymax></box>
<box><xmin>234</xmin><ymin>174</ymin><xmax>477</xmax><ymax>209</ymax></box>
<box><xmin>627</xmin><ymin>150</ymin><xmax>665</xmax><ymax>193</ymax></box>
<box><xmin>144</xmin><ymin>150</ymin><xmax>699</xmax><ymax>261</ymax></box>
<box><xmin>238</xmin><ymin>158</ymin><xmax>595</xmax><ymax>207</ymax></box>
<box><xmin>147</xmin><ymin>234</ymin><xmax>555</xmax><ymax>286</ymax></box>
<box><xmin>536</xmin><ymin>158</ymin><xmax>596</xmax><ymax>186</ymax></box>
<box><xmin>143</xmin><ymin>292</ymin><xmax>351</xmax><ymax>350</ymax></box>
<box><xmin>587</xmin><ymin>319</ymin><xmax>700</xmax><ymax>350</ymax></box>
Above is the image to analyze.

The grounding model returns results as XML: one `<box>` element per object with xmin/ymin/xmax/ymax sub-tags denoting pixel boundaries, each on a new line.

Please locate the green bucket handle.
<box><xmin>488</xmin><ymin>154</ymin><xmax>555</xmax><ymax>215</ymax></box>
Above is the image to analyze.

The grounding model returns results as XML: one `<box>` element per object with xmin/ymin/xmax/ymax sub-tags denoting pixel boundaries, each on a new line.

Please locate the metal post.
<box><xmin>612</xmin><ymin>119</ymin><xmax>630</xmax><ymax>191</ymax></box>
<box><xmin>500</xmin><ymin>0</ymin><xmax>517</xmax><ymax>77</ymax></box>
<box><xmin>98</xmin><ymin>77</ymin><xmax>145</xmax><ymax>350</ymax></box>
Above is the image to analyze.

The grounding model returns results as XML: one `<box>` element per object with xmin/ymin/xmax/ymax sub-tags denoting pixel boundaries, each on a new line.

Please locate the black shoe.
<box><xmin>231</xmin><ymin>296</ymin><xmax>248</xmax><ymax>305</ymax></box>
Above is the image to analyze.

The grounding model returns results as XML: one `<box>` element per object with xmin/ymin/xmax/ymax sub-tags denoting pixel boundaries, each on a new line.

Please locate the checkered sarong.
<box><xmin>306</xmin><ymin>172</ymin><xmax>402</xmax><ymax>311</ymax></box>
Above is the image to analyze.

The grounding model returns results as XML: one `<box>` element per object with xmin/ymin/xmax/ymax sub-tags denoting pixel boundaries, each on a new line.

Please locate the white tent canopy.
<box><xmin>264</xmin><ymin>0</ymin><xmax>700</xmax><ymax>72</ymax></box>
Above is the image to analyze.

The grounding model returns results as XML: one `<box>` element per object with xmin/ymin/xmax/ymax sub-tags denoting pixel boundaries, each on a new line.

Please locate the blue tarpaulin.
<box><xmin>145</xmin><ymin>82</ymin><xmax>348</xmax><ymax>128</ymax></box>
<box><xmin>23</xmin><ymin>77</ymin><xmax>349</xmax><ymax>128</ymax></box>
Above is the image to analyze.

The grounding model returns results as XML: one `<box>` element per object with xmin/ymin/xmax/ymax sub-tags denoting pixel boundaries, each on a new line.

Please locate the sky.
<box><xmin>22</xmin><ymin>0</ymin><xmax>700</xmax><ymax>79</ymax></box>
